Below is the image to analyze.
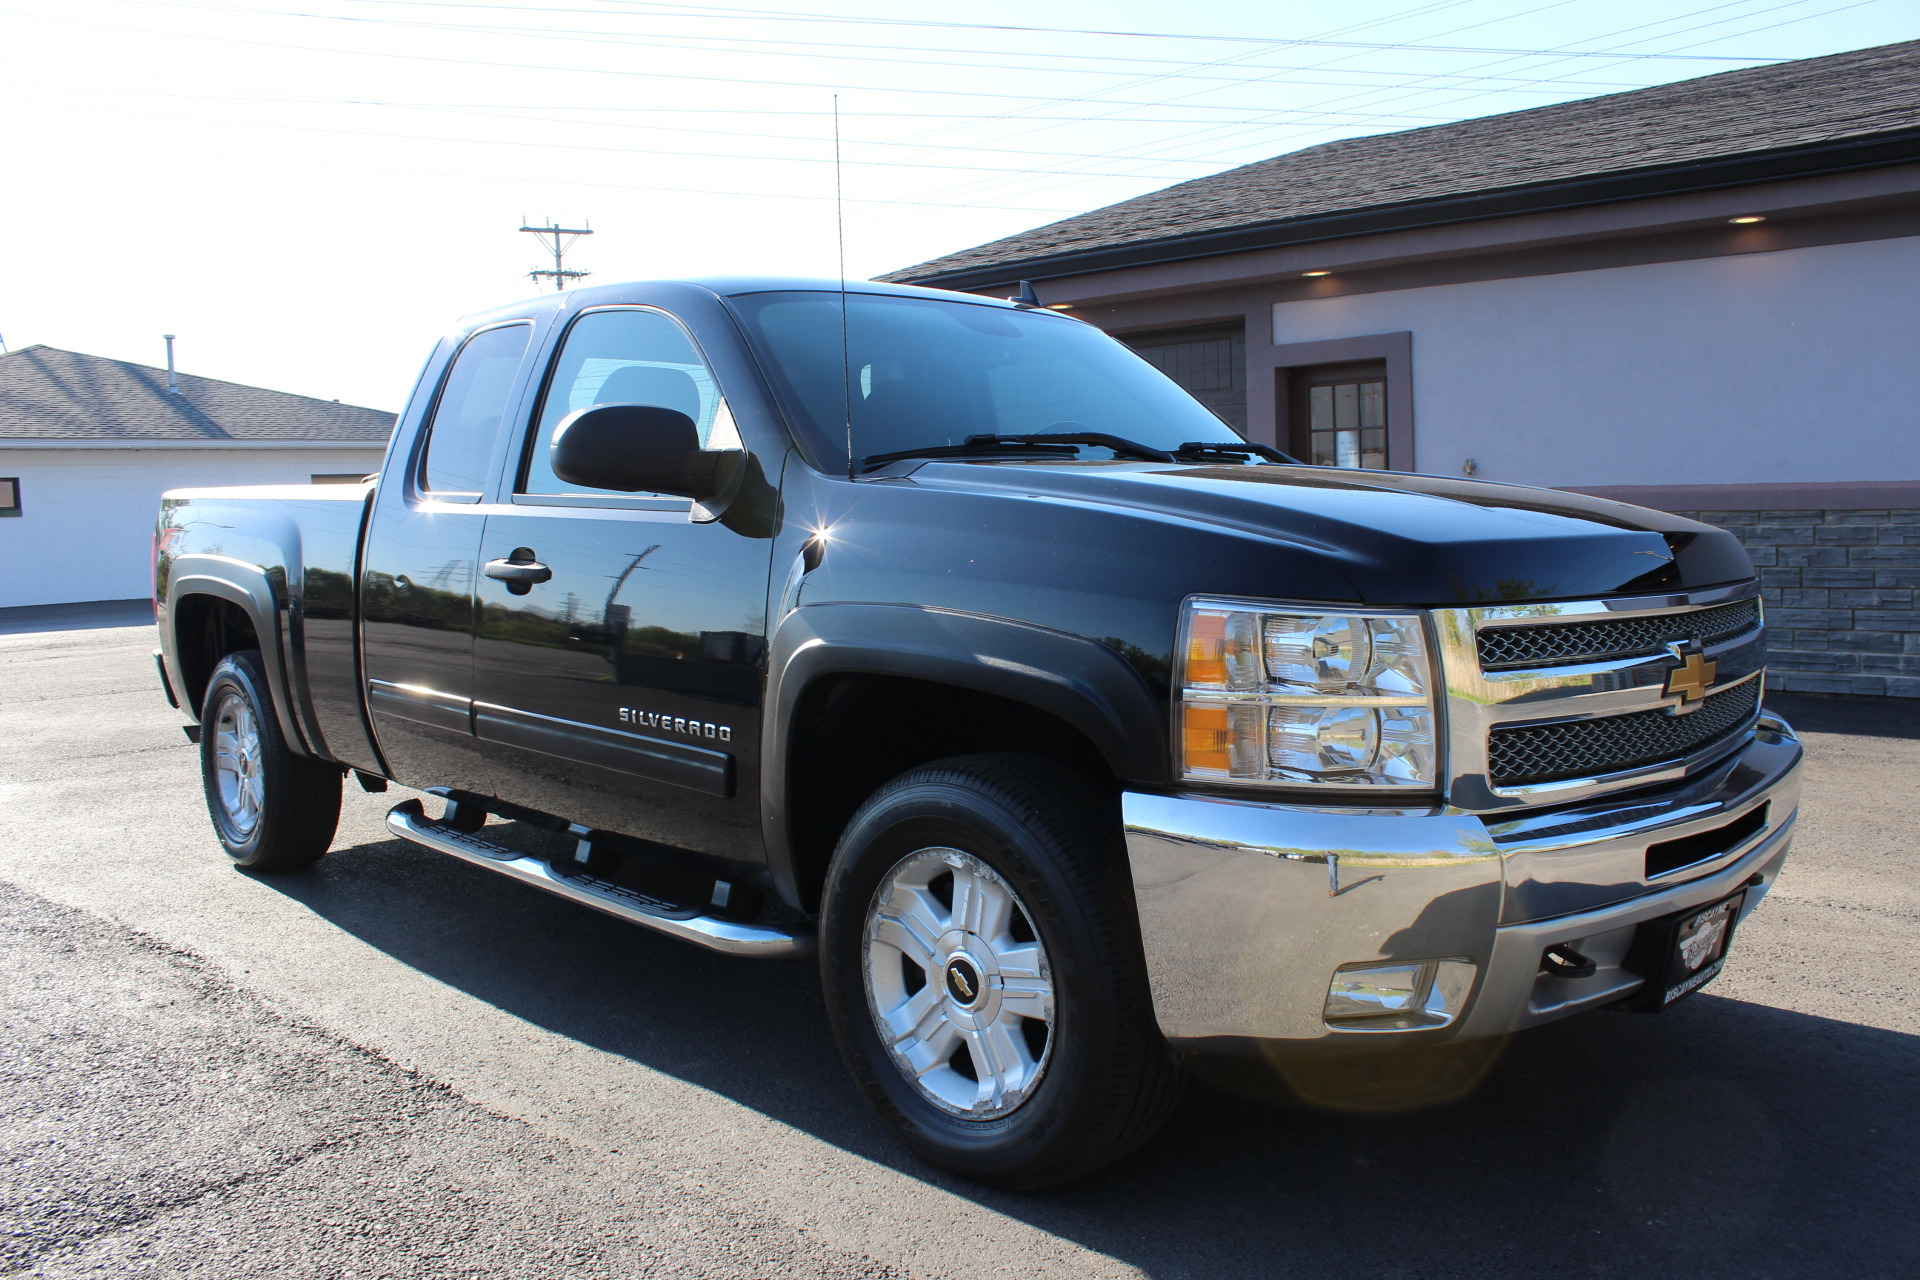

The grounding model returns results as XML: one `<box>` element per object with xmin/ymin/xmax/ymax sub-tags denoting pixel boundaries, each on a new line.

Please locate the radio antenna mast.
<box><xmin>520</xmin><ymin>218</ymin><xmax>593</xmax><ymax>290</ymax></box>
<box><xmin>835</xmin><ymin>96</ymin><xmax>853</xmax><ymax>481</ymax></box>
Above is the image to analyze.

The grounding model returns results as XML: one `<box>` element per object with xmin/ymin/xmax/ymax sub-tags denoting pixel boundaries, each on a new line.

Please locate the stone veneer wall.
<box><xmin>1677</xmin><ymin>509</ymin><xmax>1920</xmax><ymax>698</ymax></box>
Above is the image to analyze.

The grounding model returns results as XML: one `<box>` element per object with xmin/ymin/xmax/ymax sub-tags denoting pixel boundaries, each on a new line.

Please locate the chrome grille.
<box><xmin>1487</xmin><ymin>679</ymin><xmax>1760</xmax><ymax>786</ymax></box>
<box><xmin>1477</xmin><ymin>599</ymin><xmax>1759</xmax><ymax>671</ymax></box>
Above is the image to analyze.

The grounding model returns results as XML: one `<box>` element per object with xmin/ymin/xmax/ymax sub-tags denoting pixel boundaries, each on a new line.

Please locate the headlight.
<box><xmin>1177</xmin><ymin>598</ymin><xmax>1439</xmax><ymax>790</ymax></box>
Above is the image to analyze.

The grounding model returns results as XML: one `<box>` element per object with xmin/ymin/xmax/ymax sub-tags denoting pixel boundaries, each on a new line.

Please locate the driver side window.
<box><xmin>519</xmin><ymin>308</ymin><xmax>740</xmax><ymax>497</ymax></box>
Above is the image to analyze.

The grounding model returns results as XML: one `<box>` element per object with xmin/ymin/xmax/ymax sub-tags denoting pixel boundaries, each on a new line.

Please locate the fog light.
<box><xmin>1325</xmin><ymin>959</ymin><xmax>1477</xmax><ymax>1030</ymax></box>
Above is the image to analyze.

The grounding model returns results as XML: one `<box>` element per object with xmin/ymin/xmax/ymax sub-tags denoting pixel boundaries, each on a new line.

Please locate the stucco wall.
<box><xmin>1270</xmin><ymin>234</ymin><xmax>1920</xmax><ymax>489</ymax></box>
<box><xmin>0</xmin><ymin>448</ymin><xmax>386</xmax><ymax>609</ymax></box>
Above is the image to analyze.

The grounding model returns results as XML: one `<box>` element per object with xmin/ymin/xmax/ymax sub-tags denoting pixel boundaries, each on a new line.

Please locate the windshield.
<box><xmin>728</xmin><ymin>291</ymin><xmax>1246</xmax><ymax>472</ymax></box>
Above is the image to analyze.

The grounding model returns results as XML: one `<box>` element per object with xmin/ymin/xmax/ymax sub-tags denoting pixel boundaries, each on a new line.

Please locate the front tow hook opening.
<box><xmin>1542</xmin><ymin>943</ymin><xmax>1598</xmax><ymax>979</ymax></box>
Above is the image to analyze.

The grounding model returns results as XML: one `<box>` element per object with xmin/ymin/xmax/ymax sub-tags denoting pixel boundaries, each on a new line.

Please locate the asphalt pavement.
<box><xmin>1</xmin><ymin>609</ymin><xmax>1915</xmax><ymax>1278</ymax></box>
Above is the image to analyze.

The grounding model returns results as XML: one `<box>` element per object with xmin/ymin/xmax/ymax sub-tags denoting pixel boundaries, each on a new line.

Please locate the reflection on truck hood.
<box><xmin>905</xmin><ymin>460</ymin><xmax>1752</xmax><ymax>603</ymax></box>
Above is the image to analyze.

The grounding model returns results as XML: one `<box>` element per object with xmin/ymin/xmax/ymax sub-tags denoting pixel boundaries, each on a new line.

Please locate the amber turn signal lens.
<box><xmin>1182</xmin><ymin>705</ymin><xmax>1231</xmax><ymax>773</ymax></box>
<box><xmin>1186</xmin><ymin>611</ymin><xmax>1228</xmax><ymax>686</ymax></box>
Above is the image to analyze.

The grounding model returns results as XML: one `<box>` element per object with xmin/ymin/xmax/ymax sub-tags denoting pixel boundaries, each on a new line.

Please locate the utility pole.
<box><xmin>520</xmin><ymin>218</ymin><xmax>593</xmax><ymax>290</ymax></box>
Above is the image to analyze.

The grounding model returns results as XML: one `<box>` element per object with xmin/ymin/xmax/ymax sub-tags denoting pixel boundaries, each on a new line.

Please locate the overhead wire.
<box><xmin>76</xmin><ymin>0</ymin><xmax>1733</xmax><ymax>98</ymax></box>
<box><xmin>1</xmin><ymin>114</ymin><xmax>1089</xmax><ymax>212</ymax></box>
<box><xmin>412</xmin><ymin>0</ymin><xmax>1787</xmax><ymax>59</ymax></box>
<box><xmin>1163</xmin><ymin>0</ymin><xmax>1883</xmax><ymax>163</ymax></box>
<box><xmin>864</xmin><ymin>0</ymin><xmax>1870</xmax><ymax>212</ymax></box>
<box><xmin>0</xmin><ymin>0</ymin><xmax>1862</xmax><ymax>246</ymax></box>
<box><xmin>4</xmin><ymin>5</ymin><xmax>1641</xmax><ymax>118</ymax></box>
<box><xmin>1098</xmin><ymin>0</ymin><xmax>1799</xmax><ymax>170</ymax></box>
<box><xmin>880</xmin><ymin>0</ymin><xmax>1838</xmax><ymax>215</ymax></box>
<box><xmin>0</xmin><ymin>85</ymin><xmax>1267</xmax><ymax>183</ymax></box>
<box><xmin>870</xmin><ymin>0</ymin><xmax>1701</xmax><ymax>210</ymax></box>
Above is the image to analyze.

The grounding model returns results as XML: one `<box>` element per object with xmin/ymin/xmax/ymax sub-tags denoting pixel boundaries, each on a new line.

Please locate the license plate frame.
<box><xmin>1619</xmin><ymin>888</ymin><xmax>1747</xmax><ymax>1012</ymax></box>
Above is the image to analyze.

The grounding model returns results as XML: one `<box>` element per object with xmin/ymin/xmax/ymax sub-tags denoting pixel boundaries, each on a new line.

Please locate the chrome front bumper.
<box><xmin>1124</xmin><ymin>717</ymin><xmax>1803</xmax><ymax>1047</ymax></box>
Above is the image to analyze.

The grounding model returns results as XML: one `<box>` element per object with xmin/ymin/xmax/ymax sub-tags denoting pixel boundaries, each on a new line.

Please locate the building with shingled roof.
<box><xmin>0</xmin><ymin>345</ymin><xmax>393</xmax><ymax>609</ymax></box>
<box><xmin>886</xmin><ymin>39</ymin><xmax>1920</xmax><ymax>697</ymax></box>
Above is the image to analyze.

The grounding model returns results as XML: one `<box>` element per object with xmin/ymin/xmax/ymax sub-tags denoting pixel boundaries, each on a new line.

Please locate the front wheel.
<box><xmin>199</xmin><ymin>650</ymin><xmax>341</xmax><ymax>872</ymax></box>
<box><xmin>819</xmin><ymin>753</ymin><xmax>1185</xmax><ymax>1188</ymax></box>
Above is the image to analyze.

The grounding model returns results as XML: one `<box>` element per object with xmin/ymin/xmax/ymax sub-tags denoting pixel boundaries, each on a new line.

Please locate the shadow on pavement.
<box><xmin>0</xmin><ymin>600</ymin><xmax>153</xmax><ymax>636</ymax></box>
<box><xmin>259</xmin><ymin>831</ymin><xmax>1919</xmax><ymax>1280</ymax></box>
<box><xmin>1766</xmin><ymin>690</ymin><xmax>1920</xmax><ymax>741</ymax></box>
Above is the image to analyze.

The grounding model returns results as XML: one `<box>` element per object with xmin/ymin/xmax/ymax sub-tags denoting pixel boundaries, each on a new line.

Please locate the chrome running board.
<box><xmin>385</xmin><ymin>799</ymin><xmax>811</xmax><ymax>958</ymax></box>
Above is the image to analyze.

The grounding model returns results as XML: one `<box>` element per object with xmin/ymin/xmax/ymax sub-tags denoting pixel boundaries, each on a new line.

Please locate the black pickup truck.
<box><xmin>155</xmin><ymin>276</ymin><xmax>1802</xmax><ymax>1188</ymax></box>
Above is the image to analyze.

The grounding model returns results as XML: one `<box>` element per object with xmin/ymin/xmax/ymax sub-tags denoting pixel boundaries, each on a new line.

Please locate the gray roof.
<box><xmin>0</xmin><ymin>345</ymin><xmax>395</xmax><ymax>443</ymax></box>
<box><xmin>886</xmin><ymin>39</ymin><xmax>1920</xmax><ymax>287</ymax></box>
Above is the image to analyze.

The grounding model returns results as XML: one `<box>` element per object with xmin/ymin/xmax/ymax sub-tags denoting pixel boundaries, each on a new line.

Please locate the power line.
<box><xmin>1160</xmin><ymin>0</ymin><xmax>1874</xmax><ymax>167</ymax></box>
<box><xmin>326</xmin><ymin>0</ymin><xmax>1790</xmax><ymax>59</ymax></box>
<box><xmin>0</xmin><ymin>89</ymin><xmax>1259</xmax><ymax>182</ymax></box>
<box><xmin>140</xmin><ymin>0</ymin><xmax>1771</xmax><ymax>87</ymax></box>
<box><xmin>0</xmin><ymin>75</ymin><xmax>1470</xmax><ymax>157</ymax></box>
<box><xmin>873</xmin><ymin>0</ymin><xmax>1821</xmax><ymax>214</ymax></box>
<box><xmin>13</xmin><ymin>6</ymin><xmax>1663</xmax><ymax>117</ymax></box>
<box><xmin>4</xmin><ymin>0</ymin><xmax>1865</xmax><ymax>239</ymax></box>
<box><xmin>7</xmin><ymin>117</ymin><xmax>1090</xmax><ymax>214</ymax></box>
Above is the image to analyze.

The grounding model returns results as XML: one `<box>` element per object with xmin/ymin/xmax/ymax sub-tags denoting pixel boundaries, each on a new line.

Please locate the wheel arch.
<box><xmin>762</xmin><ymin>603</ymin><xmax>1169</xmax><ymax>912</ymax></box>
<box><xmin>164</xmin><ymin>555</ymin><xmax>318</xmax><ymax>759</ymax></box>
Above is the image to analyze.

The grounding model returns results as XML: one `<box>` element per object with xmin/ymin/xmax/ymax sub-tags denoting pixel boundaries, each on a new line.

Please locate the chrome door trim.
<box><xmin>472</xmin><ymin>701</ymin><xmax>735</xmax><ymax>798</ymax></box>
<box><xmin>367</xmin><ymin>678</ymin><xmax>473</xmax><ymax>735</ymax></box>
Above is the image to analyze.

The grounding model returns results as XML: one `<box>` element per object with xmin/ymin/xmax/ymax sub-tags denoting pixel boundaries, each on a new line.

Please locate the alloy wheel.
<box><xmin>212</xmin><ymin>689</ymin><xmax>265</xmax><ymax>838</ymax></box>
<box><xmin>862</xmin><ymin>847</ymin><xmax>1055</xmax><ymax>1119</ymax></box>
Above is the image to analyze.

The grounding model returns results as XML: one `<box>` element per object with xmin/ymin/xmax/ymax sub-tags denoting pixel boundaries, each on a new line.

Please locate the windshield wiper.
<box><xmin>992</xmin><ymin>432</ymin><xmax>1302</xmax><ymax>465</ymax></box>
<box><xmin>1173</xmin><ymin>441</ymin><xmax>1299</xmax><ymax>464</ymax></box>
<box><xmin>859</xmin><ymin>438</ymin><xmax>1082</xmax><ymax>472</ymax></box>
<box><xmin>859</xmin><ymin>431</ymin><xmax>1297</xmax><ymax>474</ymax></box>
<box><xmin>860</xmin><ymin>432</ymin><xmax>1173</xmax><ymax>472</ymax></box>
<box><xmin>977</xmin><ymin>432</ymin><xmax>1175</xmax><ymax>463</ymax></box>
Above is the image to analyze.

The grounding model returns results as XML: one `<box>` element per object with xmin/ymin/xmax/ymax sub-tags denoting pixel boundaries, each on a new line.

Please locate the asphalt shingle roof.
<box><xmin>886</xmin><ymin>39</ymin><xmax>1920</xmax><ymax>285</ymax></box>
<box><xmin>0</xmin><ymin>346</ymin><xmax>395</xmax><ymax>443</ymax></box>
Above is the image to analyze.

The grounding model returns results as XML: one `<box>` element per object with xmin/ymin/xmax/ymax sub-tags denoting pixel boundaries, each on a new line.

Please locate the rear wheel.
<box><xmin>819</xmin><ymin>753</ymin><xmax>1185</xmax><ymax>1188</ymax></box>
<box><xmin>199</xmin><ymin>650</ymin><xmax>341</xmax><ymax>872</ymax></box>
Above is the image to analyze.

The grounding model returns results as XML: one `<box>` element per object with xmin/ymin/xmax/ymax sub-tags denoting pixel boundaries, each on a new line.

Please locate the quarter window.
<box><xmin>421</xmin><ymin>323</ymin><xmax>532</xmax><ymax>494</ymax></box>
<box><xmin>521</xmin><ymin>308</ymin><xmax>738</xmax><ymax>496</ymax></box>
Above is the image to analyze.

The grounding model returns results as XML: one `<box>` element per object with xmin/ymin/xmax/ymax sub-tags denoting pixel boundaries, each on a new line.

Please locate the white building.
<box><xmin>0</xmin><ymin>346</ymin><xmax>392</xmax><ymax>609</ymax></box>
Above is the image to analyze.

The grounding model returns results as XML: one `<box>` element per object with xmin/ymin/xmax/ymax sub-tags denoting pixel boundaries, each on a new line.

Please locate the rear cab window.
<box><xmin>420</xmin><ymin>323</ymin><xmax>534</xmax><ymax>497</ymax></box>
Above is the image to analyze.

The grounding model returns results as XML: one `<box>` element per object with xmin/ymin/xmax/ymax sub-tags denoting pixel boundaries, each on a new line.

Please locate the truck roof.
<box><xmin>456</xmin><ymin>275</ymin><xmax>1020</xmax><ymax>329</ymax></box>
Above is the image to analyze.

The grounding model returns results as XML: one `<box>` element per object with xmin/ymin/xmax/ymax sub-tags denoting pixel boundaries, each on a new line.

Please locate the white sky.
<box><xmin>3</xmin><ymin>0</ymin><xmax>1913</xmax><ymax>411</ymax></box>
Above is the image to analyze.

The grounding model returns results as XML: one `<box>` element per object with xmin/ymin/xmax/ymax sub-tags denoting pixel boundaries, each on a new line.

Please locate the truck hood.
<box><xmin>904</xmin><ymin>461</ymin><xmax>1751</xmax><ymax>604</ymax></box>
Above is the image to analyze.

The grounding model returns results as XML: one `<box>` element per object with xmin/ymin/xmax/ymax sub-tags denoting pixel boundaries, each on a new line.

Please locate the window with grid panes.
<box><xmin>1308</xmin><ymin>377</ymin><xmax>1387</xmax><ymax>469</ymax></box>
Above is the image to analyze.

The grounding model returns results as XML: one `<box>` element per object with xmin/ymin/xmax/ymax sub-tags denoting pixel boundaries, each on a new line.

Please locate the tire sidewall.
<box><xmin>820</xmin><ymin>770</ymin><xmax>1124</xmax><ymax>1181</ymax></box>
<box><xmin>199</xmin><ymin>653</ymin><xmax>275</xmax><ymax>868</ymax></box>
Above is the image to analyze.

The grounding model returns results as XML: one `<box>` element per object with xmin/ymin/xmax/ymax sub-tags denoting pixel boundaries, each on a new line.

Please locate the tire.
<box><xmin>198</xmin><ymin>650</ymin><xmax>341</xmax><ymax>872</ymax></box>
<box><xmin>819</xmin><ymin>753</ymin><xmax>1185</xmax><ymax>1189</ymax></box>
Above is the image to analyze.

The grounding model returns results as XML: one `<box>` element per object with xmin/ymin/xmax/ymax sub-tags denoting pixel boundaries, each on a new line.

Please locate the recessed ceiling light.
<box><xmin>1728</xmin><ymin>215</ymin><xmax>1766</xmax><ymax>224</ymax></box>
<box><xmin>1047</xmin><ymin>303</ymin><xmax>1074</xmax><ymax>310</ymax></box>
<box><xmin>1302</xmin><ymin>269</ymin><xmax>1331</xmax><ymax>277</ymax></box>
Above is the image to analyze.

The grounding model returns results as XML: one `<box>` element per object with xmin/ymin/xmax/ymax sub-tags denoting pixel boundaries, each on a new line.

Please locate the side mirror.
<box><xmin>550</xmin><ymin>403</ymin><xmax>742</xmax><ymax>500</ymax></box>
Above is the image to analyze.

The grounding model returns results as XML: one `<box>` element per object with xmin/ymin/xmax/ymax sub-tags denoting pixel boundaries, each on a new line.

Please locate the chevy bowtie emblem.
<box><xmin>1664</xmin><ymin>651</ymin><xmax>1718</xmax><ymax>704</ymax></box>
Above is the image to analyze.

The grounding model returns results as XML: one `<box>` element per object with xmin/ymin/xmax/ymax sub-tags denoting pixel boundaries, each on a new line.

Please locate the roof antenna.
<box><xmin>163</xmin><ymin>335</ymin><xmax>179</xmax><ymax>393</ymax></box>
<box><xmin>835</xmin><ymin>94</ymin><xmax>853</xmax><ymax>481</ymax></box>
<box><xmin>1011</xmin><ymin>280</ymin><xmax>1043</xmax><ymax>309</ymax></box>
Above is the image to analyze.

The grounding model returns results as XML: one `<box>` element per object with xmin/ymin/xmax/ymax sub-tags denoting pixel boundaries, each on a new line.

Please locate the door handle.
<box><xmin>484</xmin><ymin>557</ymin><xmax>552</xmax><ymax>584</ymax></box>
